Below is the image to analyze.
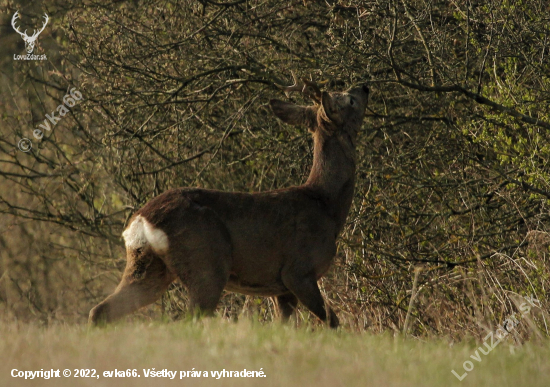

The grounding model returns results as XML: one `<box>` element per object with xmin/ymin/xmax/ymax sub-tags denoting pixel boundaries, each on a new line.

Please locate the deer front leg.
<box><xmin>274</xmin><ymin>293</ymin><xmax>298</xmax><ymax>322</ymax></box>
<box><xmin>281</xmin><ymin>271</ymin><xmax>339</xmax><ymax>329</ymax></box>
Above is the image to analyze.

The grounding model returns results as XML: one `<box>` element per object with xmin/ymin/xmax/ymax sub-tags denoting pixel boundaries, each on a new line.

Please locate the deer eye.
<box><xmin>349</xmin><ymin>97</ymin><xmax>355</xmax><ymax>106</ymax></box>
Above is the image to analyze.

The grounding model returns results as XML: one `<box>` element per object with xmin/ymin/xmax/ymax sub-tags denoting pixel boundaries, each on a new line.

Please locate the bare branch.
<box><xmin>275</xmin><ymin>71</ymin><xmax>322</xmax><ymax>104</ymax></box>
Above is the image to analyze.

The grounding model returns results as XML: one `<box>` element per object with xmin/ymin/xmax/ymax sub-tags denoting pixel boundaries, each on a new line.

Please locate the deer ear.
<box><xmin>270</xmin><ymin>100</ymin><xmax>317</xmax><ymax>132</ymax></box>
<box><xmin>319</xmin><ymin>92</ymin><xmax>342</xmax><ymax>126</ymax></box>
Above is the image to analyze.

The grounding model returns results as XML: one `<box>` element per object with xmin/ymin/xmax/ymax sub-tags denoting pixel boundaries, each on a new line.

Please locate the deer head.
<box><xmin>12</xmin><ymin>11</ymin><xmax>49</xmax><ymax>54</ymax></box>
<box><xmin>270</xmin><ymin>72</ymin><xmax>369</xmax><ymax>157</ymax></box>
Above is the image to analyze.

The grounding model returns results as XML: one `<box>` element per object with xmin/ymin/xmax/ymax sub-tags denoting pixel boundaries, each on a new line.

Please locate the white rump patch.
<box><xmin>142</xmin><ymin>219</ymin><xmax>169</xmax><ymax>253</ymax></box>
<box><xmin>122</xmin><ymin>215</ymin><xmax>169</xmax><ymax>253</ymax></box>
<box><xmin>122</xmin><ymin>216</ymin><xmax>148</xmax><ymax>249</ymax></box>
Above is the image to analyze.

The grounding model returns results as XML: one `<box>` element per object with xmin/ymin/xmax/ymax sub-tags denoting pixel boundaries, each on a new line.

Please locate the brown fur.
<box><xmin>89</xmin><ymin>84</ymin><xmax>369</xmax><ymax>328</ymax></box>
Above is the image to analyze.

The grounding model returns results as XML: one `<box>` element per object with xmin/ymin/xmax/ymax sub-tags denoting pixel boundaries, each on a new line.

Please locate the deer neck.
<box><xmin>304</xmin><ymin>131</ymin><xmax>356</xmax><ymax>234</ymax></box>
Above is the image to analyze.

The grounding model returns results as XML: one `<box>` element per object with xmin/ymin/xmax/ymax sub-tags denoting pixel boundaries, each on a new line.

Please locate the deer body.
<box><xmin>89</xmin><ymin>77</ymin><xmax>369</xmax><ymax>328</ymax></box>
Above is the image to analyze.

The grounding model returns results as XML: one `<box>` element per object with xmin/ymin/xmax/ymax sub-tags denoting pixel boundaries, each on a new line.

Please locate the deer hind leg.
<box><xmin>89</xmin><ymin>250</ymin><xmax>175</xmax><ymax>325</ymax></box>
<box><xmin>281</xmin><ymin>271</ymin><xmax>339</xmax><ymax>329</ymax></box>
<box><xmin>167</xmin><ymin>246</ymin><xmax>231</xmax><ymax>317</ymax></box>
<box><xmin>274</xmin><ymin>293</ymin><xmax>298</xmax><ymax>322</ymax></box>
<box><xmin>165</xmin><ymin>212</ymin><xmax>232</xmax><ymax>317</ymax></box>
<box><xmin>187</xmin><ymin>263</ymin><xmax>229</xmax><ymax>317</ymax></box>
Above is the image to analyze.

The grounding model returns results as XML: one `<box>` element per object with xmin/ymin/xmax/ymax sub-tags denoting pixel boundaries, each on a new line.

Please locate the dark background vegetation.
<box><xmin>1</xmin><ymin>0</ymin><xmax>549</xmax><ymax>340</ymax></box>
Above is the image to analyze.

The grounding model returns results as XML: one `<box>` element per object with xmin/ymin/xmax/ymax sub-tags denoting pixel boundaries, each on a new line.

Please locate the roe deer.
<box><xmin>89</xmin><ymin>74</ymin><xmax>369</xmax><ymax>328</ymax></box>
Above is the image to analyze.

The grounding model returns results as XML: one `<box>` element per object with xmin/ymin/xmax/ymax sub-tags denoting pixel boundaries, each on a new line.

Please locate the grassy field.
<box><xmin>0</xmin><ymin>319</ymin><xmax>549</xmax><ymax>387</ymax></box>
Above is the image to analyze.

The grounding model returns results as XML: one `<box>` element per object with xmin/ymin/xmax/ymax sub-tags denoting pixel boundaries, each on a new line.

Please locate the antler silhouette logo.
<box><xmin>11</xmin><ymin>11</ymin><xmax>49</xmax><ymax>54</ymax></box>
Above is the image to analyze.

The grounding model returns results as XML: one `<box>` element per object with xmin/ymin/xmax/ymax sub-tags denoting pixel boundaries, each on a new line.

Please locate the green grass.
<box><xmin>1</xmin><ymin>319</ymin><xmax>548</xmax><ymax>386</ymax></box>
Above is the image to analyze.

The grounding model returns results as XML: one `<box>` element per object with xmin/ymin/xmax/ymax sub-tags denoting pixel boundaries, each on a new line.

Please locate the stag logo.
<box><xmin>12</xmin><ymin>11</ymin><xmax>48</xmax><ymax>57</ymax></box>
